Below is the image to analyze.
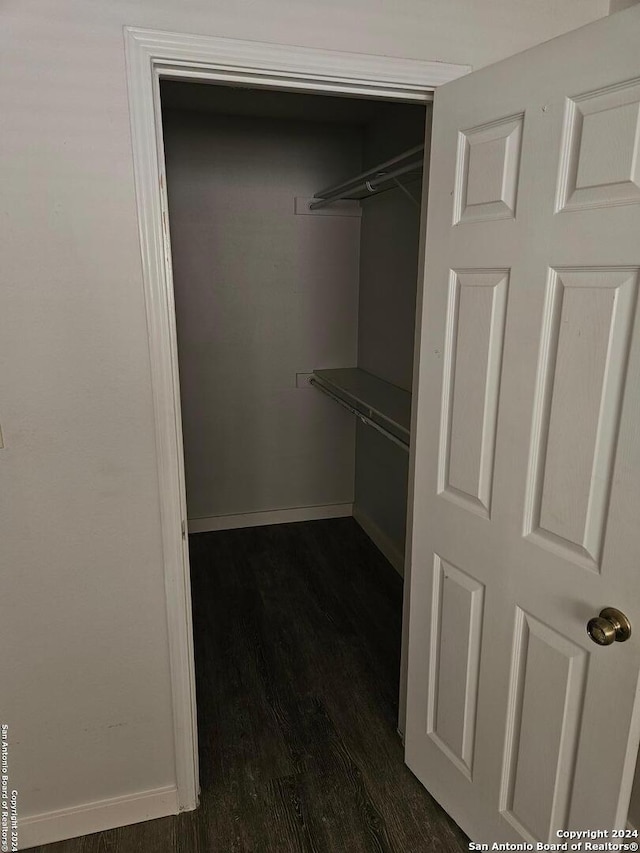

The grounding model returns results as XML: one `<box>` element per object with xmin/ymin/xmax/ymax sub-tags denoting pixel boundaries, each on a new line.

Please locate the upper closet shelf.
<box><xmin>310</xmin><ymin>368</ymin><xmax>411</xmax><ymax>451</ymax></box>
<box><xmin>309</xmin><ymin>145</ymin><xmax>424</xmax><ymax>211</ymax></box>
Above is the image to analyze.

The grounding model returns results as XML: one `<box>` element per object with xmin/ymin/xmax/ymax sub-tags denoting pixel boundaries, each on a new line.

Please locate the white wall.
<box><xmin>163</xmin><ymin>108</ymin><xmax>361</xmax><ymax>523</ymax></box>
<box><xmin>0</xmin><ymin>0</ymin><xmax>608</xmax><ymax>845</ymax></box>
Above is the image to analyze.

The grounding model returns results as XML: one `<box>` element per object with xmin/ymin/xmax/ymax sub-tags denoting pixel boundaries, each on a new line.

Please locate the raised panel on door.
<box><xmin>500</xmin><ymin>610</ymin><xmax>587</xmax><ymax>842</ymax></box>
<box><xmin>454</xmin><ymin>113</ymin><xmax>524</xmax><ymax>224</ymax></box>
<box><xmin>525</xmin><ymin>267</ymin><xmax>639</xmax><ymax>571</ymax></box>
<box><xmin>439</xmin><ymin>270</ymin><xmax>509</xmax><ymax>517</ymax></box>
<box><xmin>556</xmin><ymin>78</ymin><xmax>640</xmax><ymax>212</ymax></box>
<box><xmin>428</xmin><ymin>556</ymin><xmax>485</xmax><ymax>779</ymax></box>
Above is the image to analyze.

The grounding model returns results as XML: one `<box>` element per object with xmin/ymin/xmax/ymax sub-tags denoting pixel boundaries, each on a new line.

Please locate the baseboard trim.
<box><xmin>352</xmin><ymin>506</ymin><xmax>405</xmax><ymax>576</ymax></box>
<box><xmin>188</xmin><ymin>503</ymin><xmax>353</xmax><ymax>533</ymax></box>
<box><xmin>19</xmin><ymin>784</ymin><xmax>179</xmax><ymax>850</ymax></box>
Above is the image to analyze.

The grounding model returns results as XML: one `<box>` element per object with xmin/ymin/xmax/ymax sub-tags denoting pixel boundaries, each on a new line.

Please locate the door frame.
<box><xmin>123</xmin><ymin>25</ymin><xmax>470</xmax><ymax>811</ymax></box>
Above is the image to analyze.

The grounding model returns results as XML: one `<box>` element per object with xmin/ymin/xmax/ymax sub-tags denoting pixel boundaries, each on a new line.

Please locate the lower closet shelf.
<box><xmin>310</xmin><ymin>368</ymin><xmax>411</xmax><ymax>451</ymax></box>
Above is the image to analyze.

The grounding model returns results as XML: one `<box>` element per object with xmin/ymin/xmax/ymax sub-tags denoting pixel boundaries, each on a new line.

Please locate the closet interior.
<box><xmin>161</xmin><ymin>80</ymin><xmax>430</xmax><ymax>583</ymax></box>
<box><xmin>158</xmin><ymin>80</ymin><xmax>640</xmax><ymax>839</ymax></box>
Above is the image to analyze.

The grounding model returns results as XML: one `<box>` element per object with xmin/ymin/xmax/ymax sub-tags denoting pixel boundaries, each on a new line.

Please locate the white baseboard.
<box><xmin>352</xmin><ymin>506</ymin><xmax>405</xmax><ymax>576</ymax></box>
<box><xmin>187</xmin><ymin>502</ymin><xmax>353</xmax><ymax>533</ymax></box>
<box><xmin>19</xmin><ymin>784</ymin><xmax>179</xmax><ymax>850</ymax></box>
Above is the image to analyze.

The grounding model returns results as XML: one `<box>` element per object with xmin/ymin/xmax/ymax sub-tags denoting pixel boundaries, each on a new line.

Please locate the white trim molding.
<box><xmin>123</xmin><ymin>24</ymin><xmax>469</xmax><ymax>821</ymax></box>
<box><xmin>125</xmin><ymin>28</ymin><xmax>469</xmax><ymax>100</ymax></box>
<box><xmin>19</xmin><ymin>786</ymin><xmax>179</xmax><ymax>850</ymax></box>
<box><xmin>188</xmin><ymin>503</ymin><xmax>353</xmax><ymax>534</ymax></box>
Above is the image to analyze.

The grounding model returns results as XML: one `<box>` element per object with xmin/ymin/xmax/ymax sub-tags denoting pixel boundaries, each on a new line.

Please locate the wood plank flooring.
<box><xmin>27</xmin><ymin>519</ymin><xmax>469</xmax><ymax>853</ymax></box>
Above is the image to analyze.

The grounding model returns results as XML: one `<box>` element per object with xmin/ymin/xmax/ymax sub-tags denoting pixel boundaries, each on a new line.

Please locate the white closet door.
<box><xmin>405</xmin><ymin>6</ymin><xmax>640</xmax><ymax>842</ymax></box>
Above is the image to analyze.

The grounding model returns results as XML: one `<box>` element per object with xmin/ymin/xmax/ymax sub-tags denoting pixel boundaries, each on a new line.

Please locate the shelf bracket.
<box><xmin>309</xmin><ymin>378</ymin><xmax>409</xmax><ymax>452</ymax></box>
<box><xmin>392</xmin><ymin>177</ymin><xmax>420</xmax><ymax>208</ymax></box>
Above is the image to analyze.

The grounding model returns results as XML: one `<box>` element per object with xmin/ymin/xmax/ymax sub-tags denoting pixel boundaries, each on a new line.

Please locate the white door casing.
<box><xmin>124</xmin><ymin>26</ymin><xmax>469</xmax><ymax>812</ymax></box>
<box><xmin>405</xmin><ymin>5</ymin><xmax>640</xmax><ymax>843</ymax></box>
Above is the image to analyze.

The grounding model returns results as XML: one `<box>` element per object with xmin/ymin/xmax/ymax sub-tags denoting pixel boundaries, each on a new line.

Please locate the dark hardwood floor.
<box><xmin>28</xmin><ymin>518</ymin><xmax>469</xmax><ymax>852</ymax></box>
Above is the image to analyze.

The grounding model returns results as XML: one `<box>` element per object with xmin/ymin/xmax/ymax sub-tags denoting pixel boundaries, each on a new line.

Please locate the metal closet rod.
<box><xmin>309</xmin><ymin>378</ymin><xmax>409</xmax><ymax>453</ymax></box>
<box><xmin>309</xmin><ymin>144</ymin><xmax>424</xmax><ymax>211</ymax></box>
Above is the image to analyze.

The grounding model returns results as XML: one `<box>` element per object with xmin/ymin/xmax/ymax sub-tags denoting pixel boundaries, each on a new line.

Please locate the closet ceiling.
<box><xmin>160</xmin><ymin>79</ymin><xmax>426</xmax><ymax>127</ymax></box>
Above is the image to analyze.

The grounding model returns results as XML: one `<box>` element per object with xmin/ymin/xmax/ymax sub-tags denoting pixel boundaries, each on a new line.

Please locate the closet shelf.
<box><xmin>309</xmin><ymin>145</ymin><xmax>424</xmax><ymax>211</ymax></box>
<box><xmin>310</xmin><ymin>368</ymin><xmax>411</xmax><ymax>451</ymax></box>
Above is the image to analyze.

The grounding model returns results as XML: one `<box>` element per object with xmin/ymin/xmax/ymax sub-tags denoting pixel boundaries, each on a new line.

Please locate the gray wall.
<box><xmin>358</xmin><ymin>104</ymin><xmax>429</xmax><ymax>392</ymax></box>
<box><xmin>163</xmin><ymin>109</ymin><xmax>362</xmax><ymax>522</ymax></box>
<box><xmin>353</xmin><ymin>107</ymin><xmax>430</xmax><ymax>573</ymax></box>
<box><xmin>354</xmin><ymin>422</ymin><xmax>411</xmax><ymax>569</ymax></box>
<box><xmin>357</xmin><ymin>184</ymin><xmax>423</xmax><ymax>392</ymax></box>
<box><xmin>609</xmin><ymin>0</ymin><xmax>640</xmax><ymax>11</ymax></box>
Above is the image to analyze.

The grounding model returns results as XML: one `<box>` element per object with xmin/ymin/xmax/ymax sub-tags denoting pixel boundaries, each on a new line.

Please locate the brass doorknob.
<box><xmin>587</xmin><ymin>608</ymin><xmax>632</xmax><ymax>646</ymax></box>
